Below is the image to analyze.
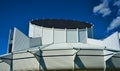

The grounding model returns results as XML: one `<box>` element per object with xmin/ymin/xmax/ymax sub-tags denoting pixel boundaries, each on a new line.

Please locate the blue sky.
<box><xmin>0</xmin><ymin>0</ymin><xmax>120</xmax><ymax>55</ymax></box>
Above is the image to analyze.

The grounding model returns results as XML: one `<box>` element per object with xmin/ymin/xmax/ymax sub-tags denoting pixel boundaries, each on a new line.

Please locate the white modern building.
<box><xmin>0</xmin><ymin>19</ymin><xmax>120</xmax><ymax>71</ymax></box>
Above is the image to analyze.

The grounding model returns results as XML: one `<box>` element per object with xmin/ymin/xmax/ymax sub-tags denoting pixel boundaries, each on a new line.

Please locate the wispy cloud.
<box><xmin>107</xmin><ymin>16</ymin><xmax>120</xmax><ymax>31</ymax></box>
<box><xmin>113</xmin><ymin>0</ymin><xmax>120</xmax><ymax>6</ymax></box>
<box><xmin>108</xmin><ymin>0</ymin><xmax>120</xmax><ymax>31</ymax></box>
<box><xmin>113</xmin><ymin>0</ymin><xmax>120</xmax><ymax>15</ymax></box>
<box><xmin>93</xmin><ymin>0</ymin><xmax>111</xmax><ymax>17</ymax></box>
<box><xmin>93</xmin><ymin>0</ymin><xmax>120</xmax><ymax>32</ymax></box>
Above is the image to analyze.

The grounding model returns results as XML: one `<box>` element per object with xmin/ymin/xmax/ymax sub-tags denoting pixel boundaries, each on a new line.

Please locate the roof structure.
<box><xmin>1</xmin><ymin>19</ymin><xmax>120</xmax><ymax>71</ymax></box>
<box><xmin>31</xmin><ymin>19</ymin><xmax>92</xmax><ymax>29</ymax></box>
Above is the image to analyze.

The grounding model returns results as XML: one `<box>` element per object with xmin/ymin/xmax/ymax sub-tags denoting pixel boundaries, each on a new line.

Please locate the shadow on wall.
<box><xmin>106</xmin><ymin>58</ymin><xmax>115</xmax><ymax>69</ymax></box>
<box><xmin>35</xmin><ymin>50</ymin><xmax>47</xmax><ymax>71</ymax></box>
<box><xmin>74</xmin><ymin>55</ymin><xmax>85</xmax><ymax>69</ymax></box>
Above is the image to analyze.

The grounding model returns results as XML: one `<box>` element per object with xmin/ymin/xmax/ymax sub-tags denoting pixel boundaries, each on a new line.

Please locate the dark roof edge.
<box><xmin>30</xmin><ymin>19</ymin><xmax>93</xmax><ymax>29</ymax></box>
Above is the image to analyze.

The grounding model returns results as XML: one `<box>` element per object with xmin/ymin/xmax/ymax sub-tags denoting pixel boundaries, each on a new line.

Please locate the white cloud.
<box><xmin>113</xmin><ymin>0</ymin><xmax>120</xmax><ymax>7</ymax></box>
<box><xmin>107</xmin><ymin>16</ymin><xmax>120</xmax><ymax>31</ymax></box>
<box><xmin>93</xmin><ymin>0</ymin><xmax>120</xmax><ymax>32</ymax></box>
<box><xmin>93</xmin><ymin>0</ymin><xmax>111</xmax><ymax>17</ymax></box>
<box><xmin>107</xmin><ymin>0</ymin><xmax>120</xmax><ymax>31</ymax></box>
<box><xmin>113</xmin><ymin>0</ymin><xmax>120</xmax><ymax>15</ymax></box>
<box><xmin>93</xmin><ymin>4</ymin><xmax>104</xmax><ymax>13</ymax></box>
<box><xmin>99</xmin><ymin>7</ymin><xmax>111</xmax><ymax>17</ymax></box>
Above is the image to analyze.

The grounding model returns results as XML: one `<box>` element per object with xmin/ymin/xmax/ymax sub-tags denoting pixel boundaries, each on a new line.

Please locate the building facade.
<box><xmin>0</xmin><ymin>19</ymin><xmax>120</xmax><ymax>71</ymax></box>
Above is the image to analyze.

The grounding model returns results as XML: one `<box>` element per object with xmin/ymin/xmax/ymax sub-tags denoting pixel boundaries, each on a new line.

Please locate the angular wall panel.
<box><xmin>103</xmin><ymin>32</ymin><xmax>120</xmax><ymax>51</ymax></box>
<box><xmin>7</xmin><ymin>29</ymin><xmax>13</xmax><ymax>53</ymax></box>
<box><xmin>12</xmin><ymin>28</ymin><xmax>29</xmax><ymax>52</ymax></box>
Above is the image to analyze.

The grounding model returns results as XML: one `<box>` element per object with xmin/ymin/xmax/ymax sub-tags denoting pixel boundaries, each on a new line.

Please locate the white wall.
<box><xmin>119</xmin><ymin>33</ymin><xmax>120</xmax><ymax>39</ymax></box>
<box><xmin>75</xmin><ymin>50</ymin><xmax>104</xmax><ymax>69</ymax></box>
<box><xmin>78</xmin><ymin>29</ymin><xmax>87</xmax><ymax>43</ymax></box>
<box><xmin>13</xmin><ymin>52</ymin><xmax>39</xmax><ymax>71</ymax></box>
<box><xmin>0</xmin><ymin>61</ymin><xmax>10</xmax><ymax>71</ymax></box>
<box><xmin>30</xmin><ymin>37</ymin><xmax>42</xmax><ymax>48</ymax></box>
<box><xmin>29</xmin><ymin>23</ymin><xmax>34</xmax><ymax>37</ymax></box>
<box><xmin>34</xmin><ymin>25</ymin><xmax>42</xmax><ymax>37</ymax></box>
<box><xmin>29</xmin><ymin>23</ymin><xmax>42</xmax><ymax>37</ymax></box>
<box><xmin>103</xmin><ymin>32</ymin><xmax>120</xmax><ymax>51</ymax></box>
<box><xmin>66</xmin><ymin>29</ymin><xmax>77</xmax><ymax>43</ymax></box>
<box><xmin>29</xmin><ymin>23</ymin><xmax>88</xmax><ymax>44</ymax></box>
<box><xmin>12</xmin><ymin>28</ymin><xmax>29</xmax><ymax>52</ymax></box>
<box><xmin>87</xmin><ymin>28</ymin><xmax>93</xmax><ymax>38</ymax></box>
<box><xmin>87</xmin><ymin>38</ymin><xmax>103</xmax><ymax>46</ymax></box>
<box><xmin>42</xmin><ymin>28</ymin><xmax>53</xmax><ymax>45</ymax></box>
<box><xmin>54</xmin><ymin>29</ymin><xmax>66</xmax><ymax>43</ymax></box>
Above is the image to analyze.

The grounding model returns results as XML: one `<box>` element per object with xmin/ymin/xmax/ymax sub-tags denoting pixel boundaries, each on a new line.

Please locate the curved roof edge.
<box><xmin>30</xmin><ymin>19</ymin><xmax>93</xmax><ymax>29</ymax></box>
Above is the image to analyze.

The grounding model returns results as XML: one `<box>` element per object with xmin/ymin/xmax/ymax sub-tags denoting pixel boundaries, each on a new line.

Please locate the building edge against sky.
<box><xmin>0</xmin><ymin>19</ymin><xmax>120</xmax><ymax>71</ymax></box>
